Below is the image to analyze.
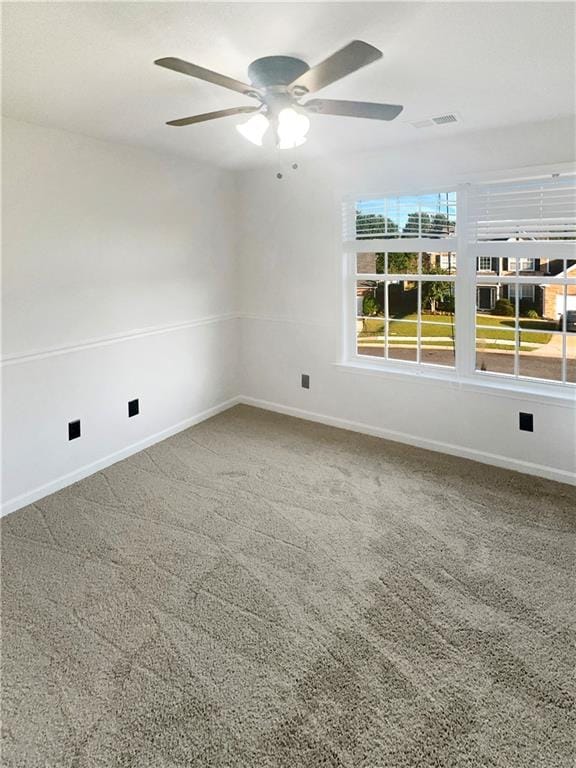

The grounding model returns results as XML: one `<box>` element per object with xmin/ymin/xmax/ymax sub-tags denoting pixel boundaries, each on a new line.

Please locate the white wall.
<box><xmin>237</xmin><ymin>118</ymin><xmax>576</xmax><ymax>483</ymax></box>
<box><xmin>3</xmin><ymin>116</ymin><xmax>575</xmax><ymax>513</ymax></box>
<box><xmin>1</xmin><ymin>118</ymin><xmax>239</xmax><ymax>510</ymax></box>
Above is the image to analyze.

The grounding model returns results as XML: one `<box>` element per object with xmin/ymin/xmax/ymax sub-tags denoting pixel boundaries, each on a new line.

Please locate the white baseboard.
<box><xmin>3</xmin><ymin>392</ymin><xmax>573</xmax><ymax>518</ymax></box>
<box><xmin>1</xmin><ymin>397</ymin><xmax>241</xmax><ymax>517</ymax></box>
<box><xmin>238</xmin><ymin>396</ymin><xmax>576</xmax><ymax>486</ymax></box>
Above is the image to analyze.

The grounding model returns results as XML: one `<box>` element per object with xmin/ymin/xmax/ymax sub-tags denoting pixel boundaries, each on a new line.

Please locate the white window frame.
<box><xmin>508</xmin><ymin>257</ymin><xmax>536</xmax><ymax>272</ymax></box>
<box><xmin>341</xmin><ymin>171</ymin><xmax>576</xmax><ymax>397</ymax></box>
<box><xmin>351</xmin><ymin>252</ymin><xmax>457</xmax><ymax>370</ymax></box>
<box><xmin>478</xmin><ymin>257</ymin><xmax>492</xmax><ymax>272</ymax></box>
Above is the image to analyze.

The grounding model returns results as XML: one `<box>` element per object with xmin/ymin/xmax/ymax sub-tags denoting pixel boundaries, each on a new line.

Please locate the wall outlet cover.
<box><xmin>301</xmin><ymin>374</ymin><xmax>310</xmax><ymax>389</ymax></box>
<box><xmin>519</xmin><ymin>412</ymin><xmax>534</xmax><ymax>432</ymax></box>
<box><xmin>68</xmin><ymin>420</ymin><xmax>81</xmax><ymax>440</ymax></box>
<box><xmin>128</xmin><ymin>398</ymin><xmax>139</xmax><ymax>417</ymax></box>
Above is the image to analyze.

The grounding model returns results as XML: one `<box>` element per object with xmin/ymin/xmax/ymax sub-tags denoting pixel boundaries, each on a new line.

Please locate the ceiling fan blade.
<box><xmin>304</xmin><ymin>98</ymin><xmax>403</xmax><ymax>121</ymax></box>
<box><xmin>289</xmin><ymin>41</ymin><xmax>382</xmax><ymax>94</ymax></box>
<box><xmin>155</xmin><ymin>57</ymin><xmax>258</xmax><ymax>97</ymax></box>
<box><xmin>166</xmin><ymin>106</ymin><xmax>260</xmax><ymax>126</ymax></box>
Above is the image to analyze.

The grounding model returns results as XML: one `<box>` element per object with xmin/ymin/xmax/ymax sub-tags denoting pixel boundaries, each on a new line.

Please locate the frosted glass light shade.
<box><xmin>236</xmin><ymin>113</ymin><xmax>270</xmax><ymax>146</ymax></box>
<box><xmin>277</xmin><ymin>108</ymin><xmax>310</xmax><ymax>149</ymax></box>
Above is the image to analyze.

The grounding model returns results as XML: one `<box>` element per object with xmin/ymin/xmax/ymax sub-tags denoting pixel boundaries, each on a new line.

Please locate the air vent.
<box><xmin>410</xmin><ymin>112</ymin><xmax>460</xmax><ymax>129</ymax></box>
<box><xmin>432</xmin><ymin>113</ymin><xmax>458</xmax><ymax>125</ymax></box>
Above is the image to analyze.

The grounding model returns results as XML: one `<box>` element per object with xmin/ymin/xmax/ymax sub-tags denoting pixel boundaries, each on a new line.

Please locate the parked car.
<box><xmin>558</xmin><ymin>310</ymin><xmax>576</xmax><ymax>332</ymax></box>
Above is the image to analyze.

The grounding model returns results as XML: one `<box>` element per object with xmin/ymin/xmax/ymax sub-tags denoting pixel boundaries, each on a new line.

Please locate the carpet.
<box><xmin>1</xmin><ymin>404</ymin><xmax>575</xmax><ymax>767</ymax></box>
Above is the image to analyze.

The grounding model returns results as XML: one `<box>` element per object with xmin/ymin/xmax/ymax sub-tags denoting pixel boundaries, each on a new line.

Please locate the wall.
<box><xmin>3</xmin><ymin>116</ymin><xmax>575</xmax><ymax>513</ymax></box>
<box><xmin>2</xmin><ymin>118</ymin><xmax>239</xmax><ymax>512</ymax></box>
<box><xmin>237</xmin><ymin>117</ymin><xmax>576</xmax><ymax>484</ymax></box>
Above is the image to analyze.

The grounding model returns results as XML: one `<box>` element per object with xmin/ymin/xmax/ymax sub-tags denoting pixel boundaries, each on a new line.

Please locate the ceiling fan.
<box><xmin>154</xmin><ymin>40</ymin><xmax>403</xmax><ymax>149</ymax></box>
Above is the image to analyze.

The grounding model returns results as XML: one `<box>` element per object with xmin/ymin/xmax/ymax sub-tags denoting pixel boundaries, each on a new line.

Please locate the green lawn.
<box><xmin>358</xmin><ymin>314</ymin><xmax>454</xmax><ymax>338</ymax></box>
<box><xmin>357</xmin><ymin>313</ymin><xmax>554</xmax><ymax>350</ymax></box>
<box><xmin>476</xmin><ymin>315</ymin><xmax>556</xmax><ymax>332</ymax></box>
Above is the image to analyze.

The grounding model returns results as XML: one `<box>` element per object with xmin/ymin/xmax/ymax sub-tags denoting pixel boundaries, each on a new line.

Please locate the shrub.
<box><xmin>519</xmin><ymin>298</ymin><xmax>537</xmax><ymax>317</ymax></box>
<box><xmin>387</xmin><ymin>284</ymin><xmax>416</xmax><ymax>315</ymax></box>
<box><xmin>362</xmin><ymin>293</ymin><xmax>381</xmax><ymax>317</ymax></box>
<box><xmin>440</xmin><ymin>294</ymin><xmax>455</xmax><ymax>313</ymax></box>
<box><xmin>493</xmin><ymin>298</ymin><xmax>514</xmax><ymax>317</ymax></box>
<box><xmin>525</xmin><ymin>309</ymin><xmax>539</xmax><ymax>319</ymax></box>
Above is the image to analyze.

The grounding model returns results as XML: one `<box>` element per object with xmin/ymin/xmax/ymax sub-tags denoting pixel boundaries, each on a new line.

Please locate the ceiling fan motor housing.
<box><xmin>247</xmin><ymin>56</ymin><xmax>309</xmax><ymax>89</ymax></box>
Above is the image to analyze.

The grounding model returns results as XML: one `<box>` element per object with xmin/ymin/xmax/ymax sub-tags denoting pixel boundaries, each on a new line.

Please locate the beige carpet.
<box><xmin>1</xmin><ymin>404</ymin><xmax>575</xmax><ymax>767</ymax></box>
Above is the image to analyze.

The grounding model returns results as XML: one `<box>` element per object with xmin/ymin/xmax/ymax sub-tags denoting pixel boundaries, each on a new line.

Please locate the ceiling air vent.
<box><xmin>409</xmin><ymin>113</ymin><xmax>460</xmax><ymax>129</ymax></box>
<box><xmin>432</xmin><ymin>113</ymin><xmax>458</xmax><ymax>125</ymax></box>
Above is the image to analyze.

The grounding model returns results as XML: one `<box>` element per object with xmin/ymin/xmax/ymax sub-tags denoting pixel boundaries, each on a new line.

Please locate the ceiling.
<box><xmin>2</xmin><ymin>2</ymin><xmax>575</xmax><ymax>169</ymax></box>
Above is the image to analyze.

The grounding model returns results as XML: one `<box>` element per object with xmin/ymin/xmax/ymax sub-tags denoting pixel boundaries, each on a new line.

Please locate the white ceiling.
<box><xmin>2</xmin><ymin>2</ymin><xmax>575</xmax><ymax>169</ymax></box>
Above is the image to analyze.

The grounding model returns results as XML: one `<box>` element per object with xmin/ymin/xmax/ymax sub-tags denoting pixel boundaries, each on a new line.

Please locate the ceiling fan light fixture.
<box><xmin>156</xmin><ymin>42</ymin><xmax>403</xmax><ymax>149</ymax></box>
<box><xmin>236</xmin><ymin>113</ymin><xmax>270</xmax><ymax>146</ymax></box>
<box><xmin>277</xmin><ymin>107</ymin><xmax>310</xmax><ymax>150</ymax></box>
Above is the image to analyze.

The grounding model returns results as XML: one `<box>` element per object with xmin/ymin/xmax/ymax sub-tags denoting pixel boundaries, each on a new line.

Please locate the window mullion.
<box><xmin>562</xmin><ymin>285</ymin><xmax>567</xmax><ymax>384</ymax></box>
<box><xmin>455</xmin><ymin>184</ymin><xmax>475</xmax><ymax>378</ymax></box>
<box><xmin>513</xmin><ymin>286</ymin><xmax>520</xmax><ymax>378</ymax></box>
<box><xmin>417</xmin><ymin>279</ymin><xmax>422</xmax><ymax>364</ymax></box>
<box><xmin>344</xmin><ymin>251</ymin><xmax>356</xmax><ymax>362</ymax></box>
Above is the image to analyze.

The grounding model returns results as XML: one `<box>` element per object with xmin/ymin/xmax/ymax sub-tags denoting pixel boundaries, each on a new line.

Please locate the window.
<box><xmin>343</xmin><ymin>174</ymin><xmax>576</xmax><ymax>389</ymax></box>
<box><xmin>471</xmin><ymin>176</ymin><xmax>575</xmax><ymax>385</ymax></box>
<box><xmin>475</xmin><ymin>262</ymin><xmax>575</xmax><ymax>383</ymax></box>
<box><xmin>355</xmin><ymin>192</ymin><xmax>456</xmax><ymax>239</ymax></box>
<box><xmin>347</xmin><ymin>192</ymin><xmax>457</xmax><ymax>369</ymax></box>
<box><xmin>509</xmin><ymin>258</ymin><xmax>535</xmax><ymax>272</ymax></box>
<box><xmin>354</xmin><ymin>253</ymin><xmax>456</xmax><ymax>366</ymax></box>
<box><xmin>509</xmin><ymin>284</ymin><xmax>535</xmax><ymax>300</ymax></box>
<box><xmin>478</xmin><ymin>257</ymin><xmax>492</xmax><ymax>271</ymax></box>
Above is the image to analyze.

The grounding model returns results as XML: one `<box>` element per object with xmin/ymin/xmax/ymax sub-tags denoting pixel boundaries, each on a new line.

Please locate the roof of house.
<box><xmin>545</xmin><ymin>259</ymin><xmax>576</xmax><ymax>277</ymax></box>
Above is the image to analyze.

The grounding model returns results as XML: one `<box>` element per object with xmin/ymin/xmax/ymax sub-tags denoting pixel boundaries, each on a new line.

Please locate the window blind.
<box><xmin>468</xmin><ymin>175</ymin><xmax>576</xmax><ymax>242</ymax></box>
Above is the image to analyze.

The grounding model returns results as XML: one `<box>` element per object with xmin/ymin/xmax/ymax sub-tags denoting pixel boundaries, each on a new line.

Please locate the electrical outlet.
<box><xmin>301</xmin><ymin>374</ymin><xmax>310</xmax><ymax>389</ymax></box>
<box><xmin>128</xmin><ymin>398</ymin><xmax>139</xmax><ymax>418</ymax></box>
<box><xmin>519</xmin><ymin>412</ymin><xmax>533</xmax><ymax>432</ymax></box>
<box><xmin>68</xmin><ymin>420</ymin><xmax>81</xmax><ymax>441</ymax></box>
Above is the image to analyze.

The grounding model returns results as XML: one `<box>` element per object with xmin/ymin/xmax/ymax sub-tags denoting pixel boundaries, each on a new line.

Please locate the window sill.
<box><xmin>333</xmin><ymin>360</ymin><xmax>576</xmax><ymax>407</ymax></box>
